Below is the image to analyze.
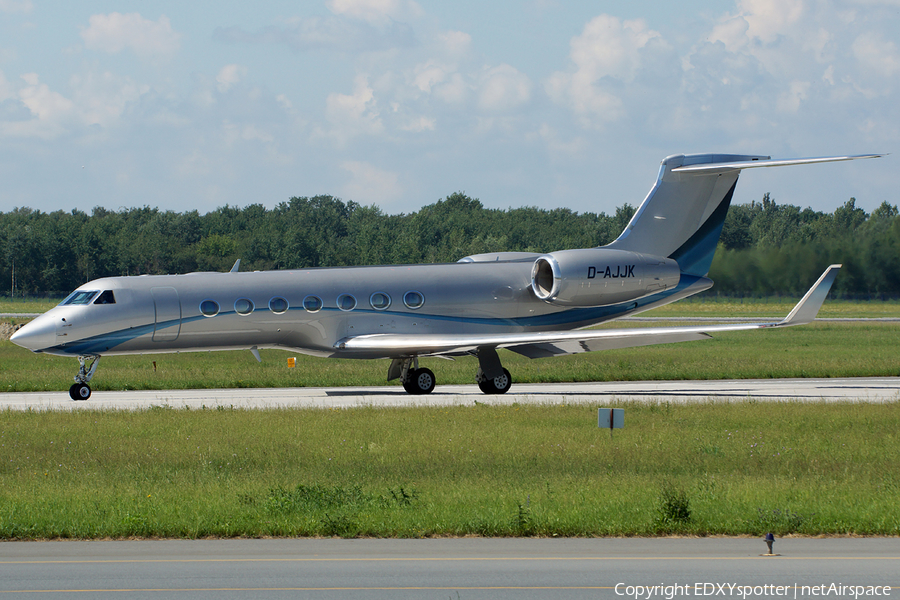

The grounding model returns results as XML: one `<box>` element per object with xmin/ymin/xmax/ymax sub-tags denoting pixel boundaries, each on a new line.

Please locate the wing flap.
<box><xmin>507</xmin><ymin>331</ymin><xmax>713</xmax><ymax>358</ymax></box>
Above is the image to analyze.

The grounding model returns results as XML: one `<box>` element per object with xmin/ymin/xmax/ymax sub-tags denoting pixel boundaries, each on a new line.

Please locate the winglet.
<box><xmin>230</xmin><ymin>259</ymin><xmax>241</xmax><ymax>273</ymax></box>
<box><xmin>778</xmin><ymin>265</ymin><xmax>841</xmax><ymax>326</ymax></box>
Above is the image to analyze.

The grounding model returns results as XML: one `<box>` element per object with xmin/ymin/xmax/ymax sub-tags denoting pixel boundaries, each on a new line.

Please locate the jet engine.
<box><xmin>530</xmin><ymin>248</ymin><xmax>680</xmax><ymax>306</ymax></box>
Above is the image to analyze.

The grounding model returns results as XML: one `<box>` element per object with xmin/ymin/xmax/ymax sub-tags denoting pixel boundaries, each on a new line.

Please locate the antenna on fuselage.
<box><xmin>230</xmin><ymin>259</ymin><xmax>241</xmax><ymax>273</ymax></box>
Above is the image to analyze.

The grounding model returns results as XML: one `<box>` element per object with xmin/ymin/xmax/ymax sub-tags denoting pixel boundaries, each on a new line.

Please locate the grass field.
<box><xmin>2</xmin><ymin>300</ymin><xmax>898</xmax><ymax>540</ymax></box>
<box><xmin>1</xmin><ymin>401</ymin><xmax>897</xmax><ymax>539</ymax></box>
<box><xmin>650</xmin><ymin>297</ymin><xmax>900</xmax><ymax>318</ymax></box>
<box><xmin>1</xmin><ymin>322</ymin><xmax>898</xmax><ymax>392</ymax></box>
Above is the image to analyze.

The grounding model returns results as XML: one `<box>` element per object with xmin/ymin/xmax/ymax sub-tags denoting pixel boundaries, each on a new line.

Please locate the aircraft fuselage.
<box><xmin>21</xmin><ymin>257</ymin><xmax>698</xmax><ymax>360</ymax></box>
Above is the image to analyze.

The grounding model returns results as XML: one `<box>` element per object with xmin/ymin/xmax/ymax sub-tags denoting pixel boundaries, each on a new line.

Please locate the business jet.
<box><xmin>11</xmin><ymin>153</ymin><xmax>880</xmax><ymax>400</ymax></box>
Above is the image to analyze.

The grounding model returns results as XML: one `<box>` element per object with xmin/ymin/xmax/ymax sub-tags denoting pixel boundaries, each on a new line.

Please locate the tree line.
<box><xmin>1</xmin><ymin>192</ymin><xmax>897</xmax><ymax>298</ymax></box>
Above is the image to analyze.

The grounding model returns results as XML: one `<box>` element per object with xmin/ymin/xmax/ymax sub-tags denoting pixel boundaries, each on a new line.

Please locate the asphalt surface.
<box><xmin>1</xmin><ymin>538</ymin><xmax>897</xmax><ymax>599</ymax></box>
<box><xmin>1</xmin><ymin>377</ymin><xmax>898</xmax><ymax>410</ymax></box>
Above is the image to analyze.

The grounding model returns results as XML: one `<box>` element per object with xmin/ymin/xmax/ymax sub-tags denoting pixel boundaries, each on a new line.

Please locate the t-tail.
<box><xmin>607</xmin><ymin>153</ymin><xmax>882</xmax><ymax>277</ymax></box>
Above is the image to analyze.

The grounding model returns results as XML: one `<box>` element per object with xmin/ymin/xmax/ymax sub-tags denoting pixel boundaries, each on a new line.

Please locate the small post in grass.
<box><xmin>598</xmin><ymin>408</ymin><xmax>624</xmax><ymax>438</ymax></box>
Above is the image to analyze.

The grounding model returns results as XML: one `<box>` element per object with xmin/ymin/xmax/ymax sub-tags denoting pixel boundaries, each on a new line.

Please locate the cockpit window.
<box><xmin>94</xmin><ymin>290</ymin><xmax>116</xmax><ymax>305</ymax></box>
<box><xmin>61</xmin><ymin>290</ymin><xmax>99</xmax><ymax>306</ymax></box>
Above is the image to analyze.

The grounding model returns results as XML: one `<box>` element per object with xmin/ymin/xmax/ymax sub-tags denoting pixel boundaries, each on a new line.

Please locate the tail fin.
<box><xmin>607</xmin><ymin>153</ymin><xmax>765</xmax><ymax>277</ymax></box>
<box><xmin>607</xmin><ymin>153</ymin><xmax>882</xmax><ymax>277</ymax></box>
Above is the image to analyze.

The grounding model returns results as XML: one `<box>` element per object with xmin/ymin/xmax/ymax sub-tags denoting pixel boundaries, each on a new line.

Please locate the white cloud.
<box><xmin>0</xmin><ymin>70</ymin><xmax>149</xmax><ymax>140</ymax></box>
<box><xmin>710</xmin><ymin>0</ymin><xmax>806</xmax><ymax>52</ymax></box>
<box><xmin>410</xmin><ymin>61</ymin><xmax>469</xmax><ymax>104</ymax></box>
<box><xmin>740</xmin><ymin>0</ymin><xmax>805</xmax><ymax>44</ymax></box>
<box><xmin>401</xmin><ymin>115</ymin><xmax>435</xmax><ymax>132</ymax></box>
<box><xmin>538</xmin><ymin>124</ymin><xmax>587</xmax><ymax>158</ymax></box>
<box><xmin>437</xmin><ymin>30</ymin><xmax>471</xmax><ymax>56</ymax></box>
<box><xmin>214</xmin><ymin>14</ymin><xmax>415</xmax><ymax>53</ymax></box>
<box><xmin>223</xmin><ymin>120</ymin><xmax>275</xmax><ymax>147</ymax></box>
<box><xmin>216</xmin><ymin>64</ymin><xmax>248</xmax><ymax>93</ymax></box>
<box><xmin>80</xmin><ymin>13</ymin><xmax>181</xmax><ymax>59</ymax></box>
<box><xmin>570</xmin><ymin>15</ymin><xmax>660</xmax><ymax>81</ymax></box>
<box><xmin>412</xmin><ymin>61</ymin><xmax>449</xmax><ymax>93</ymax></box>
<box><xmin>326</xmin><ymin>0</ymin><xmax>423</xmax><ymax>25</ymax></box>
<box><xmin>320</xmin><ymin>75</ymin><xmax>384</xmax><ymax>143</ymax></box>
<box><xmin>276</xmin><ymin>94</ymin><xmax>293</xmax><ymax>110</ymax></box>
<box><xmin>546</xmin><ymin>15</ymin><xmax>661</xmax><ymax>125</ymax></box>
<box><xmin>0</xmin><ymin>70</ymin><xmax>13</xmax><ymax>102</ymax></box>
<box><xmin>69</xmin><ymin>71</ymin><xmax>147</xmax><ymax>128</ymax></box>
<box><xmin>0</xmin><ymin>0</ymin><xmax>31</xmax><ymax>14</ymax></box>
<box><xmin>433</xmin><ymin>72</ymin><xmax>469</xmax><ymax>105</ymax></box>
<box><xmin>776</xmin><ymin>80</ymin><xmax>811</xmax><ymax>112</ymax></box>
<box><xmin>339</xmin><ymin>160</ymin><xmax>402</xmax><ymax>203</ymax></box>
<box><xmin>852</xmin><ymin>34</ymin><xmax>900</xmax><ymax>79</ymax></box>
<box><xmin>477</xmin><ymin>64</ymin><xmax>531</xmax><ymax>111</ymax></box>
<box><xmin>1</xmin><ymin>73</ymin><xmax>76</xmax><ymax>139</ymax></box>
<box><xmin>20</xmin><ymin>81</ymin><xmax>73</xmax><ymax>122</ymax></box>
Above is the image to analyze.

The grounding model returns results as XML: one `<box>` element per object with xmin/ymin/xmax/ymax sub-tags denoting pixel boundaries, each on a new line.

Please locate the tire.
<box><xmin>477</xmin><ymin>368</ymin><xmax>512</xmax><ymax>394</ymax></box>
<box><xmin>402</xmin><ymin>375</ymin><xmax>418</xmax><ymax>394</ymax></box>
<box><xmin>69</xmin><ymin>383</ymin><xmax>91</xmax><ymax>401</ymax></box>
<box><xmin>403</xmin><ymin>368</ymin><xmax>436</xmax><ymax>395</ymax></box>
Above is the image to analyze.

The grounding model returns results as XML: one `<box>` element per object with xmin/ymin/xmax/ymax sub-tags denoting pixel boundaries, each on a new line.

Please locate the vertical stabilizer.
<box><xmin>608</xmin><ymin>154</ymin><xmax>767</xmax><ymax>276</ymax></box>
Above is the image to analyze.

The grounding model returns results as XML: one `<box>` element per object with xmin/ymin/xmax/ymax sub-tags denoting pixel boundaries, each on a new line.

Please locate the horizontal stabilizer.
<box><xmin>672</xmin><ymin>154</ymin><xmax>883</xmax><ymax>174</ymax></box>
<box><xmin>334</xmin><ymin>265</ymin><xmax>841</xmax><ymax>359</ymax></box>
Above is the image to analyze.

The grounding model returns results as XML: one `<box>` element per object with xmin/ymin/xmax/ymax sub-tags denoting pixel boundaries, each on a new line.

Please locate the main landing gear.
<box><xmin>389</xmin><ymin>347</ymin><xmax>512</xmax><ymax>395</ymax></box>
<box><xmin>477</xmin><ymin>367</ymin><xmax>512</xmax><ymax>394</ymax></box>
<box><xmin>69</xmin><ymin>354</ymin><xmax>100</xmax><ymax>401</ymax></box>
<box><xmin>403</xmin><ymin>365</ymin><xmax>436</xmax><ymax>395</ymax></box>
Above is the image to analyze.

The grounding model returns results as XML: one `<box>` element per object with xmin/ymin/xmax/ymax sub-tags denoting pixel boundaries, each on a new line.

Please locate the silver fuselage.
<box><xmin>16</xmin><ymin>259</ymin><xmax>707</xmax><ymax>360</ymax></box>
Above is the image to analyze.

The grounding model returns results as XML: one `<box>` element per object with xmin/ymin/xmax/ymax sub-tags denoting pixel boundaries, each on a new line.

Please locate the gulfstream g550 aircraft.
<box><xmin>11</xmin><ymin>153</ymin><xmax>881</xmax><ymax>400</ymax></box>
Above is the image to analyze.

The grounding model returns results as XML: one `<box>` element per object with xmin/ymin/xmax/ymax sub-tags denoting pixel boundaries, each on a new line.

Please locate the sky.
<box><xmin>0</xmin><ymin>0</ymin><xmax>896</xmax><ymax>218</ymax></box>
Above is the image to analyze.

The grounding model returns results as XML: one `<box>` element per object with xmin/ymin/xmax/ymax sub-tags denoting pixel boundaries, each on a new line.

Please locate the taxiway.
<box><xmin>0</xmin><ymin>377</ymin><xmax>897</xmax><ymax>410</ymax></box>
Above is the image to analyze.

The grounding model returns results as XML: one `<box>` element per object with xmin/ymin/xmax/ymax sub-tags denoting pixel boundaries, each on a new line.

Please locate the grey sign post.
<box><xmin>598</xmin><ymin>408</ymin><xmax>624</xmax><ymax>438</ymax></box>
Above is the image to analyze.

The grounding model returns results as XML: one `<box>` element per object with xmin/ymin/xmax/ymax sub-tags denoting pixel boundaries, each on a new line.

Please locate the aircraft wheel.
<box><xmin>477</xmin><ymin>368</ymin><xmax>512</xmax><ymax>395</ymax></box>
<box><xmin>69</xmin><ymin>383</ymin><xmax>92</xmax><ymax>401</ymax></box>
<box><xmin>403</xmin><ymin>368</ymin><xmax>436</xmax><ymax>395</ymax></box>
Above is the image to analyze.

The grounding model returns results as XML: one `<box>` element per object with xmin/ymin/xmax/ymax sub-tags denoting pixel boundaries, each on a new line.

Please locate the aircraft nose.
<box><xmin>9</xmin><ymin>318</ymin><xmax>56</xmax><ymax>352</ymax></box>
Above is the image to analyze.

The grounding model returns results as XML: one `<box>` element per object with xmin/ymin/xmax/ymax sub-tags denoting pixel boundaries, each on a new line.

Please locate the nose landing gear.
<box><xmin>69</xmin><ymin>355</ymin><xmax>100</xmax><ymax>401</ymax></box>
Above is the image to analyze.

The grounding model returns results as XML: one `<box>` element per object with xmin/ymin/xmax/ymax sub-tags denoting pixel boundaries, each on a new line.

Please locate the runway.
<box><xmin>1</xmin><ymin>538</ymin><xmax>897</xmax><ymax>599</ymax></box>
<box><xmin>0</xmin><ymin>377</ymin><xmax>898</xmax><ymax>410</ymax></box>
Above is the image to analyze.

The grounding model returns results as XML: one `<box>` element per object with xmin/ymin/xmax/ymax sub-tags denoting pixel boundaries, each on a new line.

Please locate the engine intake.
<box><xmin>531</xmin><ymin>248</ymin><xmax>680</xmax><ymax>306</ymax></box>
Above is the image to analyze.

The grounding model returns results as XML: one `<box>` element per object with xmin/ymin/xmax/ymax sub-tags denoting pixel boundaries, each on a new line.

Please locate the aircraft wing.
<box><xmin>335</xmin><ymin>265</ymin><xmax>841</xmax><ymax>358</ymax></box>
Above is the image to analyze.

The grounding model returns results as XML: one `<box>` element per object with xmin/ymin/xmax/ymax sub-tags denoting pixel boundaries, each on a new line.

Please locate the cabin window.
<box><xmin>200</xmin><ymin>300</ymin><xmax>219</xmax><ymax>317</ymax></box>
<box><xmin>269</xmin><ymin>297</ymin><xmax>289</xmax><ymax>314</ymax></box>
<box><xmin>369</xmin><ymin>292</ymin><xmax>391</xmax><ymax>310</ymax></box>
<box><xmin>61</xmin><ymin>290</ymin><xmax>99</xmax><ymax>306</ymax></box>
<box><xmin>403</xmin><ymin>291</ymin><xmax>425</xmax><ymax>309</ymax></box>
<box><xmin>94</xmin><ymin>290</ymin><xmax>116</xmax><ymax>305</ymax></box>
<box><xmin>303</xmin><ymin>295</ymin><xmax>322</xmax><ymax>313</ymax></box>
<box><xmin>235</xmin><ymin>298</ymin><xmax>254</xmax><ymax>315</ymax></box>
<box><xmin>337</xmin><ymin>294</ymin><xmax>357</xmax><ymax>312</ymax></box>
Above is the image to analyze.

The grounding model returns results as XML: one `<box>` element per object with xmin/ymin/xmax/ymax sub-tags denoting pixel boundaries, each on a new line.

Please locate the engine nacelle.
<box><xmin>530</xmin><ymin>248</ymin><xmax>680</xmax><ymax>306</ymax></box>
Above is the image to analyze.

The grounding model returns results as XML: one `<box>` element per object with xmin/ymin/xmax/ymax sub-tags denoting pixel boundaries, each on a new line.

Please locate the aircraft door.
<box><xmin>151</xmin><ymin>287</ymin><xmax>182</xmax><ymax>342</ymax></box>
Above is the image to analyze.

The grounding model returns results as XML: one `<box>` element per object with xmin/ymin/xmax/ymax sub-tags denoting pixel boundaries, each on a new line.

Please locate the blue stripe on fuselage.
<box><xmin>39</xmin><ymin>274</ymin><xmax>705</xmax><ymax>356</ymax></box>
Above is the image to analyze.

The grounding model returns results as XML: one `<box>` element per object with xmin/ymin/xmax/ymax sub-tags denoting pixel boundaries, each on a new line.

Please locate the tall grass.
<box><xmin>1</xmin><ymin>401</ymin><xmax>898</xmax><ymax>539</ymax></box>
